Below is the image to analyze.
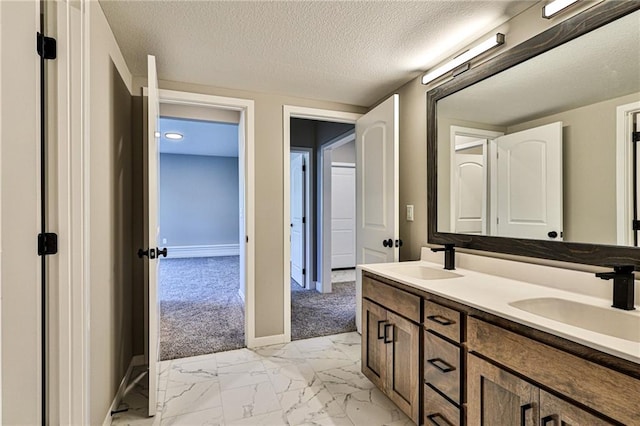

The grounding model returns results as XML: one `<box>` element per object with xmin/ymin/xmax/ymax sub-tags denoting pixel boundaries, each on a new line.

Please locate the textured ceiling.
<box><xmin>99</xmin><ymin>0</ymin><xmax>536</xmax><ymax>106</ymax></box>
<box><xmin>438</xmin><ymin>10</ymin><xmax>640</xmax><ymax>127</ymax></box>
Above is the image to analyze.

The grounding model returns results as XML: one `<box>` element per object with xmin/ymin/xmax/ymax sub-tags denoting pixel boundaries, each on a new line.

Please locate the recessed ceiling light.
<box><xmin>165</xmin><ymin>132</ymin><xmax>183</xmax><ymax>141</ymax></box>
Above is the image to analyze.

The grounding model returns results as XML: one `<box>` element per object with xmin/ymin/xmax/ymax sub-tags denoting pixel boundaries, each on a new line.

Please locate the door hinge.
<box><xmin>302</xmin><ymin>268</ymin><xmax>306</xmax><ymax>275</ymax></box>
<box><xmin>632</xmin><ymin>131</ymin><xmax>640</xmax><ymax>143</ymax></box>
<box><xmin>36</xmin><ymin>33</ymin><xmax>56</xmax><ymax>60</ymax></box>
<box><xmin>38</xmin><ymin>233</ymin><xmax>58</xmax><ymax>256</ymax></box>
<box><xmin>633</xmin><ymin>220</ymin><xmax>640</xmax><ymax>231</ymax></box>
<box><xmin>302</xmin><ymin>216</ymin><xmax>306</xmax><ymax>224</ymax></box>
<box><xmin>246</xmin><ymin>235</ymin><xmax>249</xmax><ymax>243</ymax></box>
<box><xmin>302</xmin><ymin>164</ymin><xmax>306</xmax><ymax>172</ymax></box>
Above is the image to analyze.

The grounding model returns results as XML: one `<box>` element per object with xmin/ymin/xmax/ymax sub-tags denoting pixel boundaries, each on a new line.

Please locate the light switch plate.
<box><xmin>406</xmin><ymin>205</ymin><xmax>414</xmax><ymax>221</ymax></box>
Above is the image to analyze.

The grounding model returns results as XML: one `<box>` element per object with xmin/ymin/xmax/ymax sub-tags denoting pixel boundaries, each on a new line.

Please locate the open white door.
<box><xmin>355</xmin><ymin>94</ymin><xmax>399</xmax><ymax>332</ymax></box>
<box><xmin>452</xmin><ymin>151</ymin><xmax>486</xmax><ymax>234</ymax></box>
<box><xmin>290</xmin><ymin>153</ymin><xmax>305</xmax><ymax>286</ymax></box>
<box><xmin>145</xmin><ymin>54</ymin><xmax>161</xmax><ymax>416</ymax></box>
<box><xmin>496</xmin><ymin>122</ymin><xmax>563</xmax><ymax>240</ymax></box>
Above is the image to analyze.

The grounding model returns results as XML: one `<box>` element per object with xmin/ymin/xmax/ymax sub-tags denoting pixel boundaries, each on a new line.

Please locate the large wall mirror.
<box><xmin>427</xmin><ymin>2</ymin><xmax>640</xmax><ymax>268</ymax></box>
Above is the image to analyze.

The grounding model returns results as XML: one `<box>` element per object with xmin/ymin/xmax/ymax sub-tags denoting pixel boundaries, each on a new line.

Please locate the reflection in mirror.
<box><xmin>436</xmin><ymin>10</ymin><xmax>640</xmax><ymax>246</ymax></box>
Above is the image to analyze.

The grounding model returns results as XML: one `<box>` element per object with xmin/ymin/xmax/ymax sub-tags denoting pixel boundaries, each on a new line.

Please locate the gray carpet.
<box><xmin>159</xmin><ymin>256</ymin><xmax>356</xmax><ymax>360</ymax></box>
<box><xmin>159</xmin><ymin>256</ymin><xmax>244</xmax><ymax>360</ymax></box>
<box><xmin>290</xmin><ymin>280</ymin><xmax>356</xmax><ymax>341</ymax></box>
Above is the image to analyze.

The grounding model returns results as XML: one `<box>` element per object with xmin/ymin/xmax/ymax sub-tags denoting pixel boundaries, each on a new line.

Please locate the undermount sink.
<box><xmin>509</xmin><ymin>297</ymin><xmax>640</xmax><ymax>342</ymax></box>
<box><xmin>387</xmin><ymin>264</ymin><xmax>461</xmax><ymax>280</ymax></box>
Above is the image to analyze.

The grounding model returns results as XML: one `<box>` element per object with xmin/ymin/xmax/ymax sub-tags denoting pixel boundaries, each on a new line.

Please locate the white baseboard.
<box><xmin>247</xmin><ymin>333</ymin><xmax>287</xmax><ymax>349</ymax></box>
<box><xmin>103</xmin><ymin>355</ymin><xmax>146</xmax><ymax>426</ymax></box>
<box><xmin>167</xmin><ymin>244</ymin><xmax>240</xmax><ymax>258</ymax></box>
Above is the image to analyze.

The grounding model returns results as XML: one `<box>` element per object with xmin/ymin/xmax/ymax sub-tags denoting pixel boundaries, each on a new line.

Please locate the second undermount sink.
<box><xmin>387</xmin><ymin>264</ymin><xmax>462</xmax><ymax>280</ymax></box>
<box><xmin>509</xmin><ymin>297</ymin><xmax>640</xmax><ymax>342</ymax></box>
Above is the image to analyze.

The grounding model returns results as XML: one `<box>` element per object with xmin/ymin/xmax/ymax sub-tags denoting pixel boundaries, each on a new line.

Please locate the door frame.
<box><xmin>320</xmin><ymin>131</ymin><xmax>356</xmax><ymax>293</ymax></box>
<box><xmin>290</xmin><ymin>148</ymin><xmax>313</xmax><ymax>290</ymax></box>
<box><xmin>449</xmin><ymin>126</ymin><xmax>503</xmax><ymax>235</ymax></box>
<box><xmin>616</xmin><ymin>101</ymin><xmax>640</xmax><ymax>245</ymax></box>
<box><xmin>283</xmin><ymin>106</ymin><xmax>361</xmax><ymax>342</ymax></box>
<box><xmin>157</xmin><ymin>89</ymin><xmax>256</xmax><ymax>346</ymax></box>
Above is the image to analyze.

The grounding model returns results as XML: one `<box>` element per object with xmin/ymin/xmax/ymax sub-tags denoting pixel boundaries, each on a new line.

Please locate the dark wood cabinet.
<box><xmin>467</xmin><ymin>354</ymin><xmax>538</xmax><ymax>426</ymax></box>
<box><xmin>361</xmin><ymin>277</ymin><xmax>420</xmax><ymax>423</ymax></box>
<box><xmin>539</xmin><ymin>391</ymin><xmax>615</xmax><ymax>426</ymax></box>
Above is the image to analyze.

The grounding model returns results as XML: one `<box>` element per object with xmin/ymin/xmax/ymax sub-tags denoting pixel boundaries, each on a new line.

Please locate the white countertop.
<box><xmin>359</xmin><ymin>260</ymin><xmax>640</xmax><ymax>365</ymax></box>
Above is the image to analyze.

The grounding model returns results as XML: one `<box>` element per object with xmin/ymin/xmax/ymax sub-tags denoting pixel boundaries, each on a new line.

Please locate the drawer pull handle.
<box><xmin>427</xmin><ymin>357</ymin><xmax>456</xmax><ymax>373</ymax></box>
<box><xmin>520</xmin><ymin>403</ymin><xmax>534</xmax><ymax>426</ymax></box>
<box><xmin>541</xmin><ymin>415</ymin><xmax>558</xmax><ymax>426</ymax></box>
<box><xmin>383</xmin><ymin>323</ymin><xmax>394</xmax><ymax>344</ymax></box>
<box><xmin>377</xmin><ymin>320</ymin><xmax>387</xmax><ymax>340</ymax></box>
<box><xmin>426</xmin><ymin>413</ymin><xmax>454</xmax><ymax>426</ymax></box>
<box><xmin>427</xmin><ymin>315</ymin><xmax>455</xmax><ymax>326</ymax></box>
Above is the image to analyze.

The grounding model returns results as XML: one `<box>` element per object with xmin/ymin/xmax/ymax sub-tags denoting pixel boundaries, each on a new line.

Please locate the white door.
<box><xmin>290</xmin><ymin>153</ymin><xmax>305</xmax><ymax>286</ymax></box>
<box><xmin>452</xmin><ymin>151</ymin><xmax>486</xmax><ymax>234</ymax></box>
<box><xmin>496</xmin><ymin>121</ymin><xmax>563</xmax><ymax>240</ymax></box>
<box><xmin>145</xmin><ymin>55</ymin><xmax>161</xmax><ymax>416</ymax></box>
<box><xmin>331</xmin><ymin>165</ymin><xmax>356</xmax><ymax>268</ymax></box>
<box><xmin>355</xmin><ymin>95</ymin><xmax>399</xmax><ymax>333</ymax></box>
<box><xmin>356</xmin><ymin>94</ymin><xmax>399</xmax><ymax>265</ymax></box>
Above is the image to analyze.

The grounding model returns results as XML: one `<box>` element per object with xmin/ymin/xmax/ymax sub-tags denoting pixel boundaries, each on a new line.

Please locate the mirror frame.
<box><xmin>427</xmin><ymin>2</ymin><xmax>640</xmax><ymax>269</ymax></box>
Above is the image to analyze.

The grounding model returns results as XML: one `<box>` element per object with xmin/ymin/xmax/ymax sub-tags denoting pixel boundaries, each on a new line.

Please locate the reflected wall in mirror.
<box><xmin>436</xmin><ymin>8</ymin><xmax>640</xmax><ymax>246</ymax></box>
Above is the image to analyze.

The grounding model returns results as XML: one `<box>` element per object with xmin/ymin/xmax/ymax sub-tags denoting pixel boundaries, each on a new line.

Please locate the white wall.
<box><xmin>1</xmin><ymin>1</ymin><xmax>41</xmax><ymax>423</ymax></box>
<box><xmin>160</xmin><ymin>154</ymin><xmax>240</xmax><ymax>247</ymax></box>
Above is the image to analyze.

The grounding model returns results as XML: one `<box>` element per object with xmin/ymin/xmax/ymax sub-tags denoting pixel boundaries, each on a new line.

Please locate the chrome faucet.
<box><xmin>431</xmin><ymin>244</ymin><xmax>455</xmax><ymax>270</ymax></box>
<box><xmin>595</xmin><ymin>266</ymin><xmax>636</xmax><ymax>311</ymax></box>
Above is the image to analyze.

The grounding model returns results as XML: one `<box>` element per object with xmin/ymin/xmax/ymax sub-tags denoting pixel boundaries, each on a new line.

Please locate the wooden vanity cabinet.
<box><xmin>423</xmin><ymin>300</ymin><xmax>464</xmax><ymax>426</ymax></box>
<box><xmin>467</xmin><ymin>318</ymin><xmax>631</xmax><ymax>425</ymax></box>
<box><xmin>362</xmin><ymin>276</ymin><xmax>420</xmax><ymax>423</ymax></box>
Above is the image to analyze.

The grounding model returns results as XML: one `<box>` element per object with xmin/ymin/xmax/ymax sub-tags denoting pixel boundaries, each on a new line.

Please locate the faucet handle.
<box><xmin>596</xmin><ymin>265</ymin><xmax>635</xmax><ymax>280</ymax></box>
<box><xmin>431</xmin><ymin>244</ymin><xmax>455</xmax><ymax>253</ymax></box>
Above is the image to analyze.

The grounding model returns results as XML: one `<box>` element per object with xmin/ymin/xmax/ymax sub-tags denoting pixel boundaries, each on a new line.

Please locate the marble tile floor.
<box><xmin>111</xmin><ymin>332</ymin><xmax>413</xmax><ymax>426</ymax></box>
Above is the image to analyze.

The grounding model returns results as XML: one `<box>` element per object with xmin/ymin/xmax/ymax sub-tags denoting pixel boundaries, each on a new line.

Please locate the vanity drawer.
<box><xmin>424</xmin><ymin>330</ymin><xmax>460</xmax><ymax>404</ymax></box>
<box><xmin>424</xmin><ymin>300</ymin><xmax>461</xmax><ymax>342</ymax></box>
<box><xmin>363</xmin><ymin>275</ymin><xmax>420</xmax><ymax>323</ymax></box>
<box><xmin>424</xmin><ymin>384</ymin><xmax>460</xmax><ymax>426</ymax></box>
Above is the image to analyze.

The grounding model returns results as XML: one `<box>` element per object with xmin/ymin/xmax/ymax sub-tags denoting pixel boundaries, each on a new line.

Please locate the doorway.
<box><xmin>284</xmin><ymin>107</ymin><xmax>361</xmax><ymax>341</ymax></box>
<box><xmin>157</xmin><ymin>112</ymin><xmax>244</xmax><ymax>360</ymax></box>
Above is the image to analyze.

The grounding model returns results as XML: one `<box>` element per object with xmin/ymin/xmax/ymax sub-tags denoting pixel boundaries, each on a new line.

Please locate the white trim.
<box><xmin>101</xmin><ymin>355</ymin><xmax>145</xmax><ymax>426</ymax></box>
<box><xmin>616</xmin><ymin>101</ymin><xmax>640</xmax><ymax>245</ymax></box>
<box><xmin>248</xmin><ymin>333</ymin><xmax>287</xmax><ymax>348</ymax></box>
<box><xmin>283</xmin><ymin>106</ymin><xmax>361</xmax><ymax>343</ymax></box>
<box><xmin>320</xmin><ymin>131</ymin><xmax>356</xmax><ymax>294</ymax></box>
<box><xmin>331</xmin><ymin>162</ymin><xmax>355</xmax><ymax>168</ymax></box>
<box><xmin>290</xmin><ymin>148</ymin><xmax>314</xmax><ymax>290</ymax></box>
<box><xmin>156</xmin><ymin>89</ymin><xmax>256</xmax><ymax>351</ymax></box>
<box><xmin>166</xmin><ymin>244</ymin><xmax>240</xmax><ymax>258</ymax></box>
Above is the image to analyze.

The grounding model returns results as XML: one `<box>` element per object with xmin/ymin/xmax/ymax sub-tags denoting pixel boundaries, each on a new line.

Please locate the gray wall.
<box><xmin>332</xmin><ymin>140</ymin><xmax>355</xmax><ymax>164</ymax></box>
<box><xmin>160</xmin><ymin>154</ymin><xmax>240</xmax><ymax>246</ymax></box>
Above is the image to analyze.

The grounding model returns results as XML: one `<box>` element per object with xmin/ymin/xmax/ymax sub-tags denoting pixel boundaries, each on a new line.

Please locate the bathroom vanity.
<box><xmin>359</xmin><ymin>256</ymin><xmax>640</xmax><ymax>425</ymax></box>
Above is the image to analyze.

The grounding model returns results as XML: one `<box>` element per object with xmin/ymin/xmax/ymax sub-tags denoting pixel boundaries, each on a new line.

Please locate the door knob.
<box><xmin>382</xmin><ymin>238</ymin><xmax>393</xmax><ymax>247</ymax></box>
<box><xmin>395</xmin><ymin>239</ymin><xmax>403</xmax><ymax>247</ymax></box>
<box><xmin>157</xmin><ymin>247</ymin><xmax>168</xmax><ymax>258</ymax></box>
<box><xmin>137</xmin><ymin>248</ymin><xmax>149</xmax><ymax>258</ymax></box>
<box><xmin>548</xmin><ymin>231</ymin><xmax>558</xmax><ymax>239</ymax></box>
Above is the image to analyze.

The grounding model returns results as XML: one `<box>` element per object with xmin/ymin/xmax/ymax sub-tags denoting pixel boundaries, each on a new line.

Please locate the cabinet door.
<box><xmin>467</xmin><ymin>354</ymin><xmax>539</xmax><ymax>426</ymax></box>
<box><xmin>540</xmin><ymin>391</ymin><xmax>615</xmax><ymax>426</ymax></box>
<box><xmin>361</xmin><ymin>299</ymin><xmax>388</xmax><ymax>390</ymax></box>
<box><xmin>386</xmin><ymin>311</ymin><xmax>420</xmax><ymax>423</ymax></box>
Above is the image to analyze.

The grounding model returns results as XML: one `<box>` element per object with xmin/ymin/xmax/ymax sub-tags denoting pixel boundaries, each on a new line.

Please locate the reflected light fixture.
<box><xmin>542</xmin><ymin>0</ymin><xmax>580</xmax><ymax>18</ymax></box>
<box><xmin>421</xmin><ymin>33</ymin><xmax>505</xmax><ymax>85</ymax></box>
<box><xmin>164</xmin><ymin>132</ymin><xmax>183</xmax><ymax>141</ymax></box>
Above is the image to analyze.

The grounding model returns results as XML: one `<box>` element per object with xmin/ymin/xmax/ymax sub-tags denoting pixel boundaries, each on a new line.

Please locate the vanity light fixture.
<box><xmin>164</xmin><ymin>132</ymin><xmax>184</xmax><ymax>141</ymax></box>
<box><xmin>542</xmin><ymin>0</ymin><xmax>580</xmax><ymax>18</ymax></box>
<box><xmin>421</xmin><ymin>33</ymin><xmax>505</xmax><ymax>85</ymax></box>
